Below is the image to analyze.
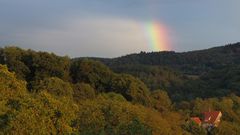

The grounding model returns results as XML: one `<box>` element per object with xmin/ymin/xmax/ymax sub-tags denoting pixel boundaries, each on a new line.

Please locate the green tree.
<box><xmin>99</xmin><ymin>92</ymin><xmax>126</xmax><ymax>102</ymax></box>
<box><xmin>73</xmin><ymin>83</ymin><xmax>96</xmax><ymax>102</ymax></box>
<box><xmin>0</xmin><ymin>47</ymin><xmax>30</xmax><ymax>80</ymax></box>
<box><xmin>117</xmin><ymin>118</ymin><xmax>152</xmax><ymax>135</ymax></box>
<box><xmin>182</xmin><ymin>121</ymin><xmax>207</xmax><ymax>135</ymax></box>
<box><xmin>150</xmin><ymin>90</ymin><xmax>172</xmax><ymax>112</ymax></box>
<box><xmin>70</xmin><ymin>59</ymin><xmax>113</xmax><ymax>92</ymax></box>
<box><xmin>0</xmin><ymin>65</ymin><xmax>77</xmax><ymax>134</ymax></box>
<box><xmin>33</xmin><ymin>77</ymin><xmax>73</xmax><ymax>98</ymax></box>
<box><xmin>111</xmin><ymin>74</ymin><xmax>151</xmax><ymax>106</ymax></box>
<box><xmin>213</xmin><ymin>121</ymin><xmax>240</xmax><ymax>135</ymax></box>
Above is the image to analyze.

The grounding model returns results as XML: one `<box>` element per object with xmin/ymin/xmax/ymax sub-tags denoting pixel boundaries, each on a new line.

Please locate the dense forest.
<box><xmin>93</xmin><ymin>42</ymin><xmax>240</xmax><ymax>101</ymax></box>
<box><xmin>1</xmin><ymin>43</ymin><xmax>240</xmax><ymax>134</ymax></box>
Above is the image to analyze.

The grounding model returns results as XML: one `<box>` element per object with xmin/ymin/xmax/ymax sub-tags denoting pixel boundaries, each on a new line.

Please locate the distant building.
<box><xmin>190</xmin><ymin>117</ymin><xmax>201</xmax><ymax>126</ymax></box>
<box><xmin>202</xmin><ymin>111</ymin><xmax>222</xmax><ymax>129</ymax></box>
<box><xmin>190</xmin><ymin>111</ymin><xmax>222</xmax><ymax>131</ymax></box>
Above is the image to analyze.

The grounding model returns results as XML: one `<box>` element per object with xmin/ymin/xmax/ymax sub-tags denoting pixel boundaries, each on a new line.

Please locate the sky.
<box><xmin>0</xmin><ymin>0</ymin><xmax>239</xmax><ymax>58</ymax></box>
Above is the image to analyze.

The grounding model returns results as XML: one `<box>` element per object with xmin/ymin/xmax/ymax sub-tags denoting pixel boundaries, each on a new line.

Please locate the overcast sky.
<box><xmin>0</xmin><ymin>0</ymin><xmax>239</xmax><ymax>57</ymax></box>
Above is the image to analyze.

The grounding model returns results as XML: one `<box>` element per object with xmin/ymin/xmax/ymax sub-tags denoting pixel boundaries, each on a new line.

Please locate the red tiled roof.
<box><xmin>191</xmin><ymin>117</ymin><xmax>201</xmax><ymax>125</ymax></box>
<box><xmin>202</xmin><ymin>111</ymin><xmax>221</xmax><ymax>124</ymax></box>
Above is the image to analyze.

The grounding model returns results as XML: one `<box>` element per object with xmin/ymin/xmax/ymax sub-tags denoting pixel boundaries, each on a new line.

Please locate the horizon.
<box><xmin>3</xmin><ymin>42</ymin><xmax>239</xmax><ymax>59</ymax></box>
<box><xmin>0</xmin><ymin>0</ymin><xmax>240</xmax><ymax>57</ymax></box>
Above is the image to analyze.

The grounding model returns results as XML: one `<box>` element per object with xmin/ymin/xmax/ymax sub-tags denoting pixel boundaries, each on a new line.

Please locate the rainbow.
<box><xmin>144</xmin><ymin>22</ymin><xmax>171</xmax><ymax>51</ymax></box>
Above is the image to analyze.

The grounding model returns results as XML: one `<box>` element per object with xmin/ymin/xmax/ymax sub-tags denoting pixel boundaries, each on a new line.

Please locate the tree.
<box><xmin>150</xmin><ymin>90</ymin><xmax>172</xmax><ymax>112</ymax></box>
<box><xmin>213</xmin><ymin>121</ymin><xmax>240</xmax><ymax>135</ymax></box>
<box><xmin>0</xmin><ymin>47</ymin><xmax>30</xmax><ymax>80</ymax></box>
<box><xmin>70</xmin><ymin>59</ymin><xmax>113</xmax><ymax>92</ymax></box>
<box><xmin>33</xmin><ymin>77</ymin><xmax>73</xmax><ymax>98</ymax></box>
<box><xmin>0</xmin><ymin>65</ymin><xmax>77</xmax><ymax>134</ymax></box>
<box><xmin>99</xmin><ymin>92</ymin><xmax>126</xmax><ymax>102</ymax></box>
<box><xmin>182</xmin><ymin>121</ymin><xmax>207</xmax><ymax>135</ymax></box>
<box><xmin>117</xmin><ymin>118</ymin><xmax>152</xmax><ymax>135</ymax></box>
<box><xmin>27</xmin><ymin>51</ymin><xmax>71</xmax><ymax>81</ymax></box>
<box><xmin>73</xmin><ymin>83</ymin><xmax>96</xmax><ymax>102</ymax></box>
<box><xmin>111</xmin><ymin>74</ymin><xmax>151</xmax><ymax>106</ymax></box>
<box><xmin>71</xmin><ymin>59</ymin><xmax>152</xmax><ymax>106</ymax></box>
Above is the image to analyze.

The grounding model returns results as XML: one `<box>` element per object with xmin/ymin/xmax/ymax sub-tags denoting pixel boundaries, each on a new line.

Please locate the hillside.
<box><xmin>86</xmin><ymin>43</ymin><xmax>240</xmax><ymax>101</ymax></box>
<box><xmin>1</xmin><ymin>44</ymin><xmax>240</xmax><ymax>134</ymax></box>
<box><xmin>97</xmin><ymin>42</ymin><xmax>240</xmax><ymax>75</ymax></box>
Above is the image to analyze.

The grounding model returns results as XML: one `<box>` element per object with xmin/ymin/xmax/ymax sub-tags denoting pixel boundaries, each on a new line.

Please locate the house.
<box><xmin>202</xmin><ymin>111</ymin><xmax>222</xmax><ymax>128</ymax></box>
<box><xmin>190</xmin><ymin>117</ymin><xmax>201</xmax><ymax>126</ymax></box>
<box><xmin>190</xmin><ymin>111</ymin><xmax>222</xmax><ymax>131</ymax></box>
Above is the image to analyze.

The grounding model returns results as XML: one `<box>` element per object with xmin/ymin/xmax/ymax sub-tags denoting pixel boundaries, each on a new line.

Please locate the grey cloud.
<box><xmin>7</xmin><ymin>17</ymin><xmax>149</xmax><ymax>57</ymax></box>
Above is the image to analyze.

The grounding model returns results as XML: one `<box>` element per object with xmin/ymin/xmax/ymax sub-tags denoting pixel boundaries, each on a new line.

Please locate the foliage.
<box><xmin>0</xmin><ymin>47</ymin><xmax>71</xmax><ymax>89</ymax></box>
<box><xmin>73</xmin><ymin>83</ymin><xmax>96</xmax><ymax>102</ymax></box>
<box><xmin>71</xmin><ymin>59</ymin><xmax>151</xmax><ymax>106</ymax></box>
<box><xmin>99</xmin><ymin>92</ymin><xmax>126</xmax><ymax>102</ymax></box>
<box><xmin>213</xmin><ymin>121</ymin><xmax>240</xmax><ymax>135</ymax></box>
<box><xmin>151</xmin><ymin>90</ymin><xmax>172</xmax><ymax>112</ymax></box>
<box><xmin>95</xmin><ymin>43</ymin><xmax>240</xmax><ymax>101</ymax></box>
<box><xmin>111</xmin><ymin>74</ymin><xmax>151</xmax><ymax>106</ymax></box>
<box><xmin>34</xmin><ymin>77</ymin><xmax>73</xmax><ymax>98</ymax></box>
<box><xmin>99</xmin><ymin>42</ymin><xmax>240</xmax><ymax>75</ymax></box>
<box><xmin>108</xmin><ymin>64</ymin><xmax>186</xmax><ymax>91</ymax></box>
<box><xmin>70</xmin><ymin>59</ymin><xmax>113</xmax><ymax>91</ymax></box>
<box><xmin>1</xmin><ymin>43</ymin><xmax>240</xmax><ymax>134</ymax></box>
<box><xmin>183</xmin><ymin>121</ymin><xmax>207</xmax><ymax>135</ymax></box>
<box><xmin>74</xmin><ymin>97</ymin><xmax>183</xmax><ymax>135</ymax></box>
<box><xmin>0</xmin><ymin>64</ymin><xmax>77</xmax><ymax>134</ymax></box>
<box><xmin>0</xmin><ymin>64</ymin><xmax>185</xmax><ymax>134</ymax></box>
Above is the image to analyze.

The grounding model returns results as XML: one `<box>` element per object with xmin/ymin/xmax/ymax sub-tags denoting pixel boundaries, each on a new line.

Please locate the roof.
<box><xmin>191</xmin><ymin>117</ymin><xmax>201</xmax><ymax>125</ymax></box>
<box><xmin>202</xmin><ymin>111</ymin><xmax>221</xmax><ymax>124</ymax></box>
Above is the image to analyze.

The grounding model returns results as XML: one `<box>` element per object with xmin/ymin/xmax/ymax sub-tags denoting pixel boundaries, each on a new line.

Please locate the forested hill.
<box><xmin>1</xmin><ymin>44</ymin><xmax>240</xmax><ymax>134</ymax></box>
<box><xmin>96</xmin><ymin>42</ymin><xmax>240</xmax><ymax>75</ymax></box>
<box><xmin>88</xmin><ymin>42</ymin><xmax>240</xmax><ymax>101</ymax></box>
